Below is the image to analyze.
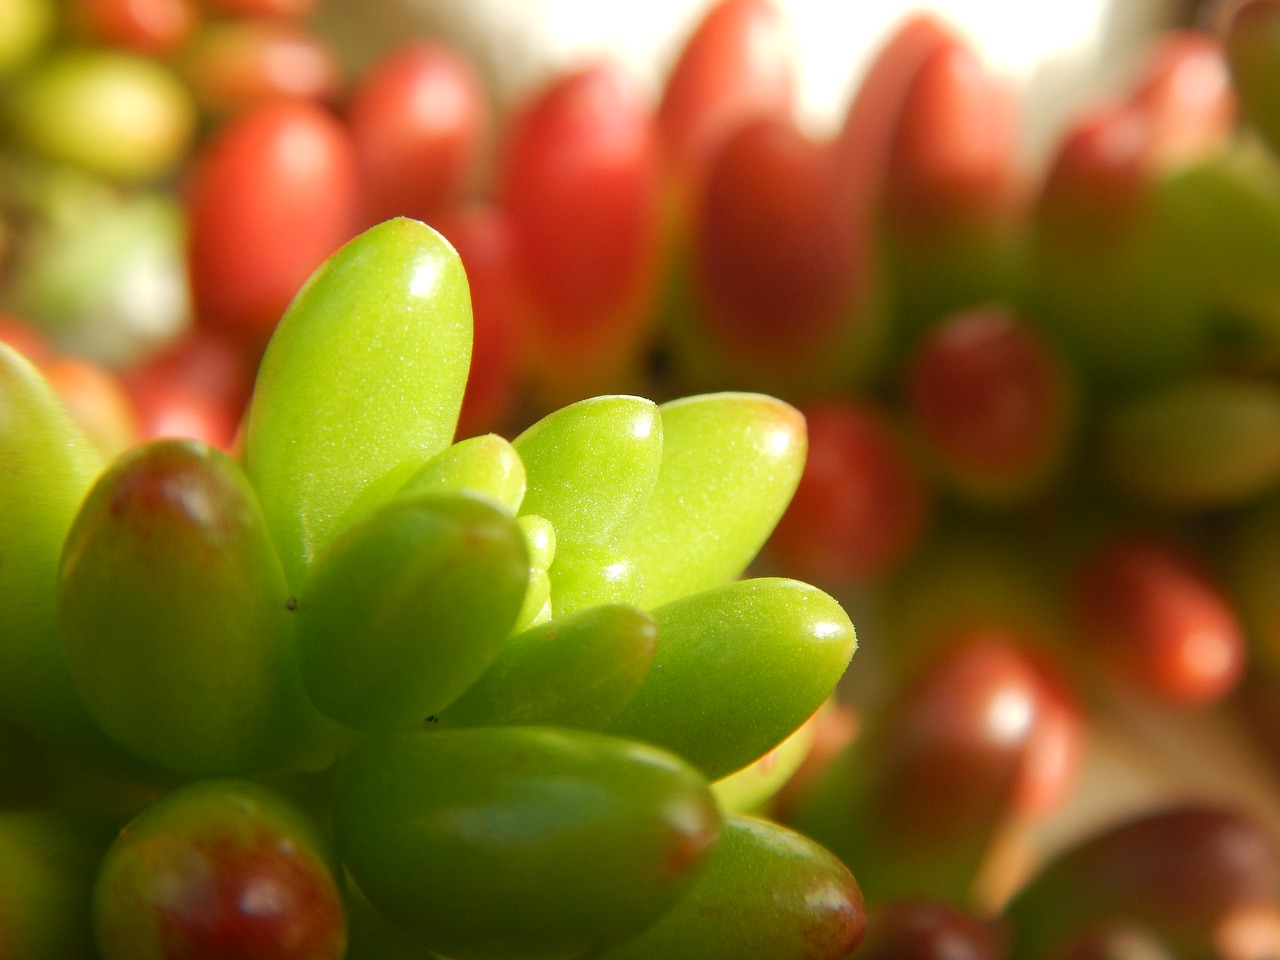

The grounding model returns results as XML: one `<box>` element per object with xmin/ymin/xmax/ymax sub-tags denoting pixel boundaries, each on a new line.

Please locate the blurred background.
<box><xmin>315</xmin><ymin>0</ymin><xmax>1185</xmax><ymax>154</ymax></box>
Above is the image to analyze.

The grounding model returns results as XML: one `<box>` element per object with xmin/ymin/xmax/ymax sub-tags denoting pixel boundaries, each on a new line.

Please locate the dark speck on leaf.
<box><xmin>285</xmin><ymin>597</ymin><xmax>299</xmax><ymax>612</ymax></box>
<box><xmin>425</xmin><ymin>716</ymin><xmax>439</xmax><ymax>724</ymax></box>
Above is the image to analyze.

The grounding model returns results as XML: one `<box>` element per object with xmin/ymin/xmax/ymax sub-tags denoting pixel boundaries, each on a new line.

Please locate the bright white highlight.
<box><xmin>767</xmin><ymin>426</ymin><xmax>794</xmax><ymax>458</ymax></box>
<box><xmin>986</xmin><ymin>686</ymin><xmax>1034</xmax><ymax>744</ymax></box>
<box><xmin>812</xmin><ymin>620</ymin><xmax>843</xmax><ymax>640</ymax></box>
<box><xmin>408</xmin><ymin>257</ymin><xmax>444</xmax><ymax>299</ymax></box>
<box><xmin>631</xmin><ymin>415</ymin><xmax>653</xmax><ymax>439</ymax></box>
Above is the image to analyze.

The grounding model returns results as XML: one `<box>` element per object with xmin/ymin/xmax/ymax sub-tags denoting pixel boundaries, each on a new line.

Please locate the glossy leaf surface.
<box><xmin>547</xmin><ymin>543</ymin><xmax>644</xmax><ymax>616</ymax></box>
<box><xmin>617</xmin><ymin>392</ymin><xmax>806</xmax><ymax>609</ymax></box>
<box><xmin>0</xmin><ymin>344</ymin><xmax>116</xmax><ymax>760</ymax></box>
<box><xmin>58</xmin><ymin>439</ymin><xmax>337</xmax><ymax>775</ymax></box>
<box><xmin>243</xmin><ymin>217</ymin><xmax>473</xmax><ymax>587</ymax></box>
<box><xmin>711</xmin><ymin>706</ymin><xmax>820</xmax><ymax>815</ymax></box>
<box><xmin>294</xmin><ymin>491</ymin><xmax>528</xmax><ymax>732</ymax></box>
<box><xmin>92</xmin><ymin>779</ymin><xmax>347</xmax><ymax>960</ymax></box>
<box><xmin>436</xmin><ymin>603</ymin><xmax>657</xmax><ymax>730</ymax></box>
<box><xmin>398</xmin><ymin>432</ymin><xmax>526</xmax><ymax>514</ymax></box>
<box><xmin>332</xmin><ymin>726</ymin><xmax>720</xmax><ymax>960</ymax></box>
<box><xmin>514</xmin><ymin>395</ymin><xmax>662</xmax><ymax>549</ymax></box>
<box><xmin>595</xmin><ymin>815</ymin><xmax>865</xmax><ymax>960</ymax></box>
<box><xmin>606</xmin><ymin>577</ymin><xmax>856</xmax><ymax>779</ymax></box>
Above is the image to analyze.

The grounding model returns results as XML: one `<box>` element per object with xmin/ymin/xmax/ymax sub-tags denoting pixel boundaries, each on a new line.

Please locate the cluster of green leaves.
<box><xmin>0</xmin><ymin>217</ymin><xmax>862</xmax><ymax>959</ymax></box>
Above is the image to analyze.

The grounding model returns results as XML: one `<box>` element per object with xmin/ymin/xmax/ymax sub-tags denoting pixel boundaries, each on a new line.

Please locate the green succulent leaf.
<box><xmin>594</xmin><ymin>814</ymin><xmax>865</xmax><ymax>960</ymax></box>
<box><xmin>711</xmin><ymin>707</ymin><xmax>821</xmax><ymax>815</ymax></box>
<box><xmin>548</xmin><ymin>543</ymin><xmax>644</xmax><ymax>616</ymax></box>
<box><xmin>436</xmin><ymin>604</ymin><xmax>658</xmax><ymax>730</ymax></box>
<box><xmin>0</xmin><ymin>344</ymin><xmax>117</xmax><ymax>762</ymax></box>
<box><xmin>616</xmin><ymin>392</ymin><xmax>807</xmax><ymax>609</ymax></box>
<box><xmin>57</xmin><ymin>439</ymin><xmax>340</xmax><ymax>776</ymax></box>
<box><xmin>519</xmin><ymin>514</ymin><xmax>557</xmax><ymax>573</ymax></box>
<box><xmin>512</xmin><ymin>515</ymin><xmax>557</xmax><ymax>632</ymax></box>
<box><xmin>243</xmin><ymin>217</ymin><xmax>473</xmax><ymax>588</ymax></box>
<box><xmin>514</xmin><ymin>568</ymin><xmax>553</xmax><ymax>634</ymax></box>
<box><xmin>514</xmin><ymin>395</ymin><xmax>663</xmax><ymax>550</ymax></box>
<box><xmin>606</xmin><ymin>578</ymin><xmax>856</xmax><ymax>780</ymax></box>
<box><xmin>398</xmin><ymin>433</ymin><xmax>526</xmax><ymax>514</ymax></box>
<box><xmin>331</xmin><ymin>726</ymin><xmax>721</xmax><ymax>960</ymax></box>
<box><xmin>294</xmin><ymin>490</ymin><xmax>528</xmax><ymax>732</ymax></box>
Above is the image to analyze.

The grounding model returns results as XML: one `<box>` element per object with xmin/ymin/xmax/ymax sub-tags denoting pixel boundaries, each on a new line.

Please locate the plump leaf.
<box><xmin>0</xmin><ymin>344</ymin><xmax>117</xmax><ymax>763</ymax></box>
<box><xmin>294</xmin><ymin>491</ymin><xmax>528</xmax><ymax>732</ymax></box>
<box><xmin>58</xmin><ymin>440</ymin><xmax>339</xmax><ymax>776</ymax></box>
<box><xmin>92</xmin><ymin>779</ymin><xmax>348</xmax><ymax>960</ymax></box>
<box><xmin>606</xmin><ymin>578</ymin><xmax>856</xmax><ymax>779</ymax></box>
<box><xmin>711</xmin><ymin>706</ymin><xmax>821</xmax><ymax>815</ymax></box>
<box><xmin>513</xmin><ymin>515</ymin><xmax>556</xmax><ymax>632</ymax></box>
<box><xmin>399</xmin><ymin>433</ymin><xmax>526</xmax><ymax>514</ymax></box>
<box><xmin>616</xmin><ymin>393</ymin><xmax>806</xmax><ymax>608</ymax></box>
<box><xmin>548</xmin><ymin>543</ymin><xmax>644</xmax><ymax>616</ymax></box>
<box><xmin>331</xmin><ymin>726</ymin><xmax>720</xmax><ymax>960</ymax></box>
<box><xmin>514</xmin><ymin>395</ymin><xmax>662</xmax><ymax>550</ymax></box>
<box><xmin>436</xmin><ymin>604</ymin><xmax>658</xmax><ymax>730</ymax></box>
<box><xmin>243</xmin><ymin>217</ymin><xmax>473</xmax><ymax>588</ymax></box>
<box><xmin>594</xmin><ymin>814</ymin><xmax>865</xmax><ymax>960</ymax></box>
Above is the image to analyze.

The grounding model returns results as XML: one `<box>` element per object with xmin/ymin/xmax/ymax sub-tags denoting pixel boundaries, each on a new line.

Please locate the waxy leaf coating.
<box><xmin>243</xmin><ymin>217</ymin><xmax>473</xmax><ymax>588</ymax></box>
<box><xmin>548</xmin><ymin>543</ymin><xmax>645</xmax><ymax>616</ymax></box>
<box><xmin>594</xmin><ymin>814</ymin><xmax>866</xmax><ymax>960</ymax></box>
<box><xmin>519</xmin><ymin>514</ymin><xmax>557</xmax><ymax>572</ymax></box>
<box><xmin>437</xmin><ymin>603</ymin><xmax>658</xmax><ymax>730</ymax></box>
<box><xmin>617</xmin><ymin>392</ymin><xmax>807</xmax><ymax>608</ymax></box>
<box><xmin>294</xmin><ymin>490</ymin><xmax>528</xmax><ymax>731</ymax></box>
<box><xmin>514</xmin><ymin>395</ymin><xmax>663</xmax><ymax>550</ymax></box>
<box><xmin>398</xmin><ymin>433</ymin><xmax>526</xmax><ymax>514</ymax></box>
<box><xmin>332</xmin><ymin>726</ymin><xmax>721</xmax><ymax>960</ymax></box>
<box><xmin>0</xmin><ymin>344</ymin><xmax>121</xmax><ymax>763</ymax></box>
<box><xmin>92</xmin><ymin>779</ymin><xmax>347</xmax><ymax>960</ymax></box>
<box><xmin>607</xmin><ymin>577</ymin><xmax>856</xmax><ymax>779</ymax></box>
<box><xmin>58</xmin><ymin>439</ymin><xmax>338</xmax><ymax>775</ymax></box>
<box><xmin>513</xmin><ymin>515</ymin><xmax>556</xmax><ymax>632</ymax></box>
<box><xmin>711</xmin><ymin>706</ymin><xmax>822</xmax><ymax>815</ymax></box>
